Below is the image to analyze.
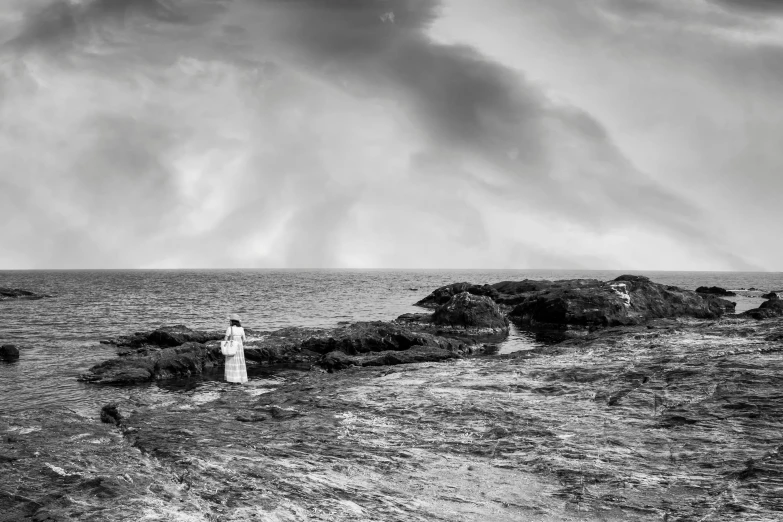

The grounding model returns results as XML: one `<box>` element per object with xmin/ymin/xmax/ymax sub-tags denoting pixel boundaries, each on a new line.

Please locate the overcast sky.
<box><xmin>0</xmin><ymin>0</ymin><xmax>779</xmax><ymax>270</ymax></box>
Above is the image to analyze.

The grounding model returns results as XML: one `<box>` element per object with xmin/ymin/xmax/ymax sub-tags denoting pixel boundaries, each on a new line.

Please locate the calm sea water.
<box><xmin>1</xmin><ymin>269</ymin><xmax>781</xmax><ymax>415</ymax></box>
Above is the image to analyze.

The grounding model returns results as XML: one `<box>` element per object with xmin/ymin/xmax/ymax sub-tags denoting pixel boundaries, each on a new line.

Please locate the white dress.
<box><xmin>224</xmin><ymin>325</ymin><xmax>248</xmax><ymax>383</ymax></box>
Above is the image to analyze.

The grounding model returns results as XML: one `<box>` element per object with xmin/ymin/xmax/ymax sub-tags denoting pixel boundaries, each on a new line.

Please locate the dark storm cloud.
<box><xmin>257</xmin><ymin>0</ymin><xmax>717</xmax><ymax>239</ymax></box>
<box><xmin>0</xmin><ymin>0</ymin><xmax>765</xmax><ymax>268</ymax></box>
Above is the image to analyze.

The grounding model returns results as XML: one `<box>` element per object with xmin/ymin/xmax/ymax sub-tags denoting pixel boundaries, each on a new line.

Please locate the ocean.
<box><xmin>1</xmin><ymin>269</ymin><xmax>781</xmax><ymax>415</ymax></box>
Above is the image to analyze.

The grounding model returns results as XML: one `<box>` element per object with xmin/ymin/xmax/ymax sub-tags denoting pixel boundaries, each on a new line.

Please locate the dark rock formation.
<box><xmin>415</xmin><ymin>276</ymin><xmax>736</xmax><ymax>336</ymax></box>
<box><xmin>415</xmin><ymin>279</ymin><xmax>588</xmax><ymax>309</ymax></box>
<box><xmin>507</xmin><ymin>275</ymin><xmax>734</xmax><ymax>330</ymax></box>
<box><xmin>741</xmin><ymin>298</ymin><xmax>783</xmax><ymax>320</ymax></box>
<box><xmin>399</xmin><ymin>292</ymin><xmax>509</xmax><ymax>339</ymax></box>
<box><xmin>0</xmin><ymin>345</ymin><xmax>19</xmax><ymax>361</ymax></box>
<box><xmin>79</xmin><ymin>342</ymin><xmax>224</xmax><ymax>385</ymax></box>
<box><xmin>696</xmin><ymin>286</ymin><xmax>737</xmax><ymax>297</ymax></box>
<box><xmin>415</xmin><ymin>282</ymin><xmax>499</xmax><ymax>308</ymax></box>
<box><xmin>100</xmin><ymin>404</ymin><xmax>123</xmax><ymax>426</ymax></box>
<box><xmin>0</xmin><ymin>287</ymin><xmax>50</xmax><ymax>300</ymax></box>
<box><xmin>761</xmin><ymin>292</ymin><xmax>779</xmax><ymax>300</ymax></box>
<box><xmin>432</xmin><ymin>292</ymin><xmax>508</xmax><ymax>330</ymax></box>
<box><xmin>82</xmin><ymin>320</ymin><xmax>476</xmax><ymax>382</ymax></box>
<box><xmin>100</xmin><ymin>325</ymin><xmax>224</xmax><ymax>349</ymax></box>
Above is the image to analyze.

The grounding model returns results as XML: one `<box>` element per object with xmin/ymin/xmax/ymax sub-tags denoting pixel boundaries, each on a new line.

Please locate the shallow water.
<box><xmin>1</xmin><ymin>269</ymin><xmax>780</xmax><ymax>414</ymax></box>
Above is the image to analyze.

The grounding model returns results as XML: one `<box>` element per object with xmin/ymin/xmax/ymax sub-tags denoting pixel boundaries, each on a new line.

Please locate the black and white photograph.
<box><xmin>1</xmin><ymin>0</ymin><xmax>782</xmax><ymax>520</ymax></box>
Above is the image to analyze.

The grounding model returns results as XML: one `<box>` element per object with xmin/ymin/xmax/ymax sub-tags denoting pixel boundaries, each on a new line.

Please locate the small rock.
<box><xmin>0</xmin><ymin>344</ymin><xmax>20</xmax><ymax>361</ymax></box>
<box><xmin>100</xmin><ymin>404</ymin><xmax>123</xmax><ymax>426</ymax></box>
<box><xmin>488</xmin><ymin>426</ymin><xmax>510</xmax><ymax>438</ymax></box>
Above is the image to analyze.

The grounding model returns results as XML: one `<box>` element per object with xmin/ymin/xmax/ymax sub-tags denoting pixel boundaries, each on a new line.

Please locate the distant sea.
<box><xmin>1</xmin><ymin>269</ymin><xmax>781</xmax><ymax>415</ymax></box>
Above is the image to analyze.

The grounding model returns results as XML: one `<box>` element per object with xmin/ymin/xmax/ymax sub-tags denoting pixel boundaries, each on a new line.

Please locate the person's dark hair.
<box><xmin>230</xmin><ymin>319</ymin><xmax>241</xmax><ymax>327</ymax></box>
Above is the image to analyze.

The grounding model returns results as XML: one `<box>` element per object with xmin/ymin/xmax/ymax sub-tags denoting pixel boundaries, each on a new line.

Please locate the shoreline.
<box><xmin>3</xmin><ymin>315</ymin><xmax>783</xmax><ymax>521</ymax></box>
<box><xmin>3</xmin><ymin>276</ymin><xmax>783</xmax><ymax>520</ymax></box>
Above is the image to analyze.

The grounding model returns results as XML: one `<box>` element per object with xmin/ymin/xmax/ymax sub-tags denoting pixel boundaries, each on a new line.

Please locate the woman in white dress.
<box><xmin>224</xmin><ymin>314</ymin><xmax>248</xmax><ymax>384</ymax></box>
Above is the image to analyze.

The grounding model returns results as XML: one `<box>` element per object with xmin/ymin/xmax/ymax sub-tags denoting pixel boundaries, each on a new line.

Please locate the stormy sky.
<box><xmin>0</xmin><ymin>0</ymin><xmax>779</xmax><ymax>270</ymax></box>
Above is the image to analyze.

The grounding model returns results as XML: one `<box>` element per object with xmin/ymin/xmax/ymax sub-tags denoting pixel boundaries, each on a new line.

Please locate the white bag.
<box><xmin>221</xmin><ymin>325</ymin><xmax>239</xmax><ymax>357</ymax></box>
<box><xmin>220</xmin><ymin>339</ymin><xmax>237</xmax><ymax>357</ymax></box>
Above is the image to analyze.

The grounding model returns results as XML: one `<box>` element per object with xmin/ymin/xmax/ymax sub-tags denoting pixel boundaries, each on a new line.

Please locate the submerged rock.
<box><xmin>0</xmin><ymin>287</ymin><xmax>50</xmax><ymax>300</ymax></box>
<box><xmin>0</xmin><ymin>345</ymin><xmax>19</xmax><ymax>361</ymax></box>
<box><xmin>696</xmin><ymin>286</ymin><xmax>737</xmax><ymax>297</ymax></box>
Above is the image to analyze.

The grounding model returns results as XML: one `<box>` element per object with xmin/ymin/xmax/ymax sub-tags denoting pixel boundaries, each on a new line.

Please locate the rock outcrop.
<box><xmin>0</xmin><ymin>345</ymin><xmax>19</xmax><ymax>361</ymax></box>
<box><xmin>696</xmin><ymin>286</ymin><xmax>737</xmax><ymax>297</ymax></box>
<box><xmin>100</xmin><ymin>325</ymin><xmax>224</xmax><ymax>350</ymax></box>
<box><xmin>415</xmin><ymin>282</ymin><xmax>499</xmax><ymax>308</ymax></box>
<box><xmin>0</xmin><ymin>287</ymin><xmax>50</xmax><ymax>300</ymax></box>
<box><xmin>741</xmin><ymin>298</ymin><xmax>783</xmax><ymax>320</ymax></box>
<box><xmin>399</xmin><ymin>292</ymin><xmax>509</xmax><ymax>339</ymax></box>
<box><xmin>761</xmin><ymin>292</ymin><xmax>779</xmax><ymax>300</ymax></box>
<box><xmin>417</xmin><ymin>275</ymin><xmax>736</xmax><ymax>334</ymax></box>
<box><xmin>10</xmin><ymin>313</ymin><xmax>783</xmax><ymax>521</ymax></box>
<box><xmin>508</xmin><ymin>275</ymin><xmax>734</xmax><ymax>329</ymax></box>
<box><xmin>79</xmin><ymin>342</ymin><xmax>224</xmax><ymax>385</ymax></box>
<box><xmin>81</xmin><ymin>321</ymin><xmax>477</xmax><ymax>383</ymax></box>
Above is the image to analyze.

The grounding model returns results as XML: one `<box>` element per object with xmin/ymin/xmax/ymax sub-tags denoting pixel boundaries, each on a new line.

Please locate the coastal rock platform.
<box><xmin>5</xmin><ymin>314</ymin><xmax>783</xmax><ymax>521</ymax></box>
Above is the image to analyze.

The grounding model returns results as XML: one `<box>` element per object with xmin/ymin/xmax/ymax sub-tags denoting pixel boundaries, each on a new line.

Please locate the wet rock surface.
<box><xmin>5</xmin><ymin>315</ymin><xmax>783</xmax><ymax>521</ymax></box>
<box><xmin>418</xmin><ymin>275</ymin><xmax>736</xmax><ymax>333</ymax></box>
<box><xmin>78</xmin><ymin>342</ymin><xmax>224</xmax><ymax>385</ymax></box>
<box><xmin>517</xmin><ymin>275</ymin><xmax>736</xmax><ymax>328</ymax></box>
<box><xmin>0</xmin><ymin>345</ymin><xmax>20</xmax><ymax>362</ymax></box>
<box><xmin>0</xmin><ymin>287</ymin><xmax>50</xmax><ymax>300</ymax></box>
<box><xmin>81</xmin><ymin>321</ymin><xmax>477</xmax><ymax>384</ymax></box>
<box><xmin>397</xmin><ymin>292</ymin><xmax>510</xmax><ymax>340</ymax></box>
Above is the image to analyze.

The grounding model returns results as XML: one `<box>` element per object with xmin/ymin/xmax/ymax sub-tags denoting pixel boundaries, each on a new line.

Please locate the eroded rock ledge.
<box><xmin>81</xmin><ymin>276</ymin><xmax>745</xmax><ymax>385</ymax></box>
<box><xmin>7</xmin><ymin>314</ymin><xmax>783</xmax><ymax>521</ymax></box>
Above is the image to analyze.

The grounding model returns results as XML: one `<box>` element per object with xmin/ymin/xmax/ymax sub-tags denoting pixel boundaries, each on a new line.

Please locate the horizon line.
<box><xmin>0</xmin><ymin>268</ymin><xmax>780</xmax><ymax>273</ymax></box>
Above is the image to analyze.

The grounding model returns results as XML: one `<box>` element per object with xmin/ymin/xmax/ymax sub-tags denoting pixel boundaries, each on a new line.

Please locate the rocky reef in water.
<box><xmin>417</xmin><ymin>275</ymin><xmax>735</xmax><ymax>335</ymax></box>
<box><xmin>10</xmin><ymin>275</ymin><xmax>783</xmax><ymax>520</ymax></box>
<box><xmin>4</xmin><ymin>313</ymin><xmax>783</xmax><ymax>520</ymax></box>
<box><xmin>740</xmin><ymin>295</ymin><xmax>783</xmax><ymax>320</ymax></box>
<box><xmin>0</xmin><ymin>287</ymin><xmax>51</xmax><ymax>300</ymax></box>
<box><xmin>79</xmin><ymin>292</ymin><xmax>510</xmax><ymax>384</ymax></box>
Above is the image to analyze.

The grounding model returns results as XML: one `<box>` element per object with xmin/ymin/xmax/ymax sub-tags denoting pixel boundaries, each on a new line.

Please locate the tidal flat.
<box><xmin>3</xmin><ymin>314</ymin><xmax>782</xmax><ymax>521</ymax></box>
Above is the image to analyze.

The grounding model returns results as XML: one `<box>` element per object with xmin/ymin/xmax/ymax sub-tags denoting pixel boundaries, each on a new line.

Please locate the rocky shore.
<box><xmin>3</xmin><ymin>276</ymin><xmax>783</xmax><ymax>521</ymax></box>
